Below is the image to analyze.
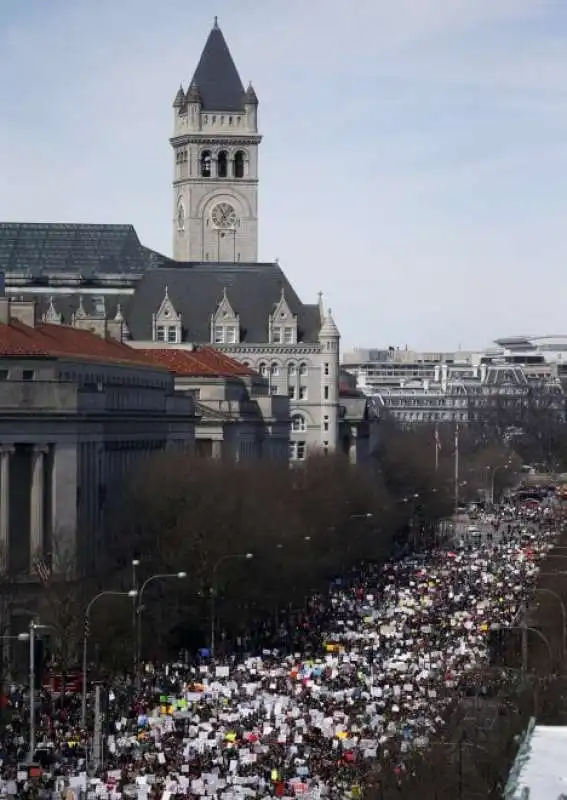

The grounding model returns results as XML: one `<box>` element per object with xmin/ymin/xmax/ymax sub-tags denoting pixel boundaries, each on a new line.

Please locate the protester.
<box><xmin>0</xmin><ymin>501</ymin><xmax>558</xmax><ymax>799</ymax></box>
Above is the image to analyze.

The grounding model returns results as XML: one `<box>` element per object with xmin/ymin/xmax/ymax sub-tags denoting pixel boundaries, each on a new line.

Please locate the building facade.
<box><xmin>343</xmin><ymin>341</ymin><xmax>565</xmax><ymax>426</ymax></box>
<box><xmin>136</xmin><ymin>346</ymin><xmax>290</xmax><ymax>461</ymax></box>
<box><xmin>0</xmin><ymin>295</ymin><xmax>196</xmax><ymax>580</ymax></box>
<box><xmin>0</xmin><ymin>20</ymin><xmax>354</xmax><ymax>463</ymax></box>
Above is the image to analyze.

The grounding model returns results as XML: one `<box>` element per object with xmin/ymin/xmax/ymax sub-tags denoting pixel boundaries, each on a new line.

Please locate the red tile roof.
<box><xmin>136</xmin><ymin>347</ymin><xmax>257</xmax><ymax>378</ymax></box>
<box><xmin>0</xmin><ymin>317</ymin><xmax>256</xmax><ymax>378</ymax></box>
<box><xmin>0</xmin><ymin>321</ymin><xmax>165</xmax><ymax>369</ymax></box>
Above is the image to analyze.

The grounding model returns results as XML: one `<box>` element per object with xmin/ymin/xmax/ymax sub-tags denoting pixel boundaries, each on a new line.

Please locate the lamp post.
<box><xmin>210</xmin><ymin>553</ymin><xmax>253</xmax><ymax>659</ymax></box>
<box><xmin>135</xmin><ymin>572</ymin><xmax>186</xmax><ymax>678</ymax></box>
<box><xmin>21</xmin><ymin>621</ymin><xmax>46</xmax><ymax>763</ymax></box>
<box><xmin>490</xmin><ymin>622</ymin><xmax>553</xmax><ymax>677</ymax></box>
<box><xmin>131</xmin><ymin>559</ymin><xmax>140</xmax><ymax>675</ymax></box>
<box><xmin>535</xmin><ymin>574</ymin><xmax>567</xmax><ymax>662</ymax></box>
<box><xmin>81</xmin><ymin>590</ymin><xmax>137</xmax><ymax>728</ymax></box>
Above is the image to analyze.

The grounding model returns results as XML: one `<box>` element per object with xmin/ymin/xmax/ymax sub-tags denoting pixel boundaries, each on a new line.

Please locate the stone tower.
<box><xmin>171</xmin><ymin>18</ymin><xmax>261</xmax><ymax>263</ymax></box>
<box><xmin>318</xmin><ymin>308</ymin><xmax>341</xmax><ymax>452</ymax></box>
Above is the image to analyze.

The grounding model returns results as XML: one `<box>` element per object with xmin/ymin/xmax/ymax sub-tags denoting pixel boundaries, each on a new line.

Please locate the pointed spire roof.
<box><xmin>319</xmin><ymin>308</ymin><xmax>340</xmax><ymax>339</ymax></box>
<box><xmin>186</xmin><ymin>82</ymin><xmax>202</xmax><ymax>104</ymax></box>
<box><xmin>245</xmin><ymin>81</ymin><xmax>258</xmax><ymax>105</ymax></box>
<box><xmin>173</xmin><ymin>85</ymin><xmax>186</xmax><ymax>107</ymax></box>
<box><xmin>190</xmin><ymin>19</ymin><xmax>246</xmax><ymax>112</ymax></box>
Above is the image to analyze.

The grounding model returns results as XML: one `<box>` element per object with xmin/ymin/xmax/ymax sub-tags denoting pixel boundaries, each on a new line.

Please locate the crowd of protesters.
<box><xmin>0</xmin><ymin>496</ymin><xmax>560</xmax><ymax>798</ymax></box>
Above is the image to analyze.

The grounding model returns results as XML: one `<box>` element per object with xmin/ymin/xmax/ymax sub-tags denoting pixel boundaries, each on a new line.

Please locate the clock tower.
<box><xmin>171</xmin><ymin>18</ymin><xmax>261</xmax><ymax>263</ymax></box>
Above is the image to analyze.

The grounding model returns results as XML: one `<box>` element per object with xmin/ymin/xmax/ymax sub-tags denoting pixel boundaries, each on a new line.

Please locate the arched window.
<box><xmin>270</xmin><ymin>362</ymin><xmax>279</xmax><ymax>377</ymax></box>
<box><xmin>234</xmin><ymin>150</ymin><xmax>245</xmax><ymax>178</ymax></box>
<box><xmin>259</xmin><ymin>362</ymin><xmax>268</xmax><ymax>378</ymax></box>
<box><xmin>299</xmin><ymin>362</ymin><xmax>308</xmax><ymax>377</ymax></box>
<box><xmin>200</xmin><ymin>150</ymin><xmax>212</xmax><ymax>177</ymax></box>
<box><xmin>288</xmin><ymin>363</ymin><xmax>297</xmax><ymax>377</ymax></box>
<box><xmin>217</xmin><ymin>150</ymin><xmax>228</xmax><ymax>178</ymax></box>
<box><xmin>291</xmin><ymin>414</ymin><xmax>306</xmax><ymax>433</ymax></box>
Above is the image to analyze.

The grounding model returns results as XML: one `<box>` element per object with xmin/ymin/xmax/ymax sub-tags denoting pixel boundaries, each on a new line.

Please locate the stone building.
<box><xmin>0</xmin><ymin>294</ymin><xmax>195</xmax><ymax>580</ymax></box>
<box><xmin>137</xmin><ymin>347</ymin><xmax>290</xmax><ymax>461</ymax></box>
<box><xmin>0</xmin><ymin>19</ymin><xmax>378</xmax><ymax>463</ymax></box>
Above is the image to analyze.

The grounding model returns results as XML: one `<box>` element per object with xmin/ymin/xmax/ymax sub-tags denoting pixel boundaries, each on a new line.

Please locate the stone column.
<box><xmin>0</xmin><ymin>446</ymin><xmax>14</xmax><ymax>573</ymax></box>
<box><xmin>30</xmin><ymin>444</ymin><xmax>48</xmax><ymax>573</ymax></box>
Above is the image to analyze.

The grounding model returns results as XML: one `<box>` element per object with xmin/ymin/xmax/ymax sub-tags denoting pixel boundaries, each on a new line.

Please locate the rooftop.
<box><xmin>136</xmin><ymin>347</ymin><xmax>256</xmax><ymax>378</ymax></box>
<box><xmin>0</xmin><ymin>223</ymin><xmax>150</xmax><ymax>277</ymax></box>
<box><xmin>0</xmin><ymin>319</ymin><xmax>162</xmax><ymax>369</ymax></box>
<box><xmin>189</xmin><ymin>19</ymin><xmax>247</xmax><ymax>112</ymax></box>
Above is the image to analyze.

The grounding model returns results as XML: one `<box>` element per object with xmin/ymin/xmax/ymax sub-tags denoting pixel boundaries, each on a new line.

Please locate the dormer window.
<box><xmin>270</xmin><ymin>288</ymin><xmax>298</xmax><ymax>345</ymax></box>
<box><xmin>152</xmin><ymin>285</ymin><xmax>182</xmax><ymax>344</ymax></box>
<box><xmin>211</xmin><ymin>288</ymin><xmax>240</xmax><ymax>346</ymax></box>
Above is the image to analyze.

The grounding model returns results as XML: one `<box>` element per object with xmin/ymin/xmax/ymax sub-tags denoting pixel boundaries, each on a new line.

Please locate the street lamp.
<box><xmin>81</xmin><ymin>590</ymin><xmax>137</xmax><ymax>728</ymax></box>
<box><xmin>210</xmin><ymin>553</ymin><xmax>253</xmax><ymax>659</ymax></box>
<box><xmin>135</xmin><ymin>572</ymin><xmax>187</xmax><ymax>677</ymax></box>
<box><xmin>131</xmin><ymin>559</ymin><xmax>140</xmax><ymax>671</ymax></box>
<box><xmin>19</xmin><ymin>621</ymin><xmax>47</xmax><ymax>763</ymax></box>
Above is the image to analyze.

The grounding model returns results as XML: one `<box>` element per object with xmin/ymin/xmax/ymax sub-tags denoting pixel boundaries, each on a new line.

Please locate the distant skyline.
<box><xmin>1</xmin><ymin>0</ymin><xmax>566</xmax><ymax>350</ymax></box>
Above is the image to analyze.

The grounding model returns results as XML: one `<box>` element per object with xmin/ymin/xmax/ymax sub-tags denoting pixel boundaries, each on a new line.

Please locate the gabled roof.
<box><xmin>124</xmin><ymin>262</ymin><xmax>321</xmax><ymax>344</ymax></box>
<box><xmin>190</xmin><ymin>20</ymin><xmax>246</xmax><ymax>112</ymax></box>
<box><xmin>136</xmin><ymin>347</ymin><xmax>256</xmax><ymax>378</ymax></box>
<box><xmin>0</xmin><ymin>319</ymin><xmax>164</xmax><ymax>369</ymax></box>
<box><xmin>0</xmin><ymin>223</ymin><xmax>150</xmax><ymax>277</ymax></box>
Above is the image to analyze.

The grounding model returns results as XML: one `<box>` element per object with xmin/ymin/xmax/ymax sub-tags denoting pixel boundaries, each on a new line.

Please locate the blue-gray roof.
<box><xmin>0</xmin><ymin>223</ymin><xmax>149</xmax><ymax>276</ymax></box>
<box><xmin>189</xmin><ymin>22</ymin><xmax>246</xmax><ymax>112</ymax></box>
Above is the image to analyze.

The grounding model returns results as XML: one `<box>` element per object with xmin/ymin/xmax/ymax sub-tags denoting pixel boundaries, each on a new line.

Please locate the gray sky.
<box><xmin>1</xmin><ymin>0</ymin><xmax>565</xmax><ymax>350</ymax></box>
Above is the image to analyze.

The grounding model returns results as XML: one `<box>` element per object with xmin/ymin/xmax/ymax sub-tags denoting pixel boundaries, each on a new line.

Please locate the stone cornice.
<box><xmin>170</xmin><ymin>135</ymin><xmax>262</xmax><ymax>147</ymax></box>
<box><xmin>218</xmin><ymin>344</ymin><xmax>321</xmax><ymax>356</ymax></box>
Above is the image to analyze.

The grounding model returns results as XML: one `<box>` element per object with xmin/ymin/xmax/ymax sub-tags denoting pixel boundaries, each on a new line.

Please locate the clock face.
<box><xmin>211</xmin><ymin>202</ymin><xmax>237</xmax><ymax>230</ymax></box>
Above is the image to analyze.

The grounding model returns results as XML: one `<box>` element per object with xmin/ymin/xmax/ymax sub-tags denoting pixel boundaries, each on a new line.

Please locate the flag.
<box><xmin>434</xmin><ymin>426</ymin><xmax>441</xmax><ymax>451</ymax></box>
<box><xmin>33</xmin><ymin>558</ymin><xmax>51</xmax><ymax>586</ymax></box>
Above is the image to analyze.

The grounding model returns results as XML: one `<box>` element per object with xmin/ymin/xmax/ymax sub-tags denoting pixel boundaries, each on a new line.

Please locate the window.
<box><xmin>323</xmin><ymin>415</ymin><xmax>329</xmax><ymax>432</ymax></box>
<box><xmin>272</xmin><ymin>327</ymin><xmax>281</xmax><ymax>344</ymax></box>
<box><xmin>167</xmin><ymin>326</ymin><xmax>178</xmax><ymax>343</ymax></box>
<box><xmin>217</xmin><ymin>150</ymin><xmax>228</xmax><ymax>178</ymax></box>
<box><xmin>270</xmin><ymin>363</ymin><xmax>279</xmax><ymax>377</ymax></box>
<box><xmin>225</xmin><ymin>326</ymin><xmax>237</xmax><ymax>344</ymax></box>
<box><xmin>289</xmin><ymin>441</ymin><xmax>306</xmax><ymax>461</ymax></box>
<box><xmin>156</xmin><ymin>326</ymin><xmax>166</xmax><ymax>342</ymax></box>
<box><xmin>201</xmin><ymin>149</ymin><xmax>212</xmax><ymax>177</ymax></box>
<box><xmin>291</xmin><ymin>414</ymin><xmax>306</xmax><ymax>432</ymax></box>
<box><xmin>288</xmin><ymin>363</ymin><xmax>297</xmax><ymax>377</ymax></box>
<box><xmin>214</xmin><ymin>326</ymin><xmax>224</xmax><ymax>344</ymax></box>
<box><xmin>0</xmin><ymin>370</ymin><xmax>8</xmax><ymax>381</ymax></box>
<box><xmin>22</xmin><ymin>370</ymin><xmax>34</xmax><ymax>381</ymax></box>
<box><xmin>234</xmin><ymin>150</ymin><xmax>245</xmax><ymax>178</ymax></box>
<box><xmin>259</xmin><ymin>362</ymin><xmax>268</xmax><ymax>378</ymax></box>
<box><xmin>299</xmin><ymin>363</ymin><xmax>308</xmax><ymax>377</ymax></box>
<box><xmin>288</xmin><ymin>385</ymin><xmax>297</xmax><ymax>399</ymax></box>
<box><xmin>284</xmin><ymin>327</ymin><xmax>294</xmax><ymax>344</ymax></box>
<box><xmin>299</xmin><ymin>386</ymin><xmax>308</xmax><ymax>400</ymax></box>
<box><xmin>324</xmin><ymin>362</ymin><xmax>329</xmax><ymax>376</ymax></box>
<box><xmin>323</xmin><ymin>441</ymin><xmax>329</xmax><ymax>455</ymax></box>
<box><xmin>324</xmin><ymin>386</ymin><xmax>329</xmax><ymax>400</ymax></box>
